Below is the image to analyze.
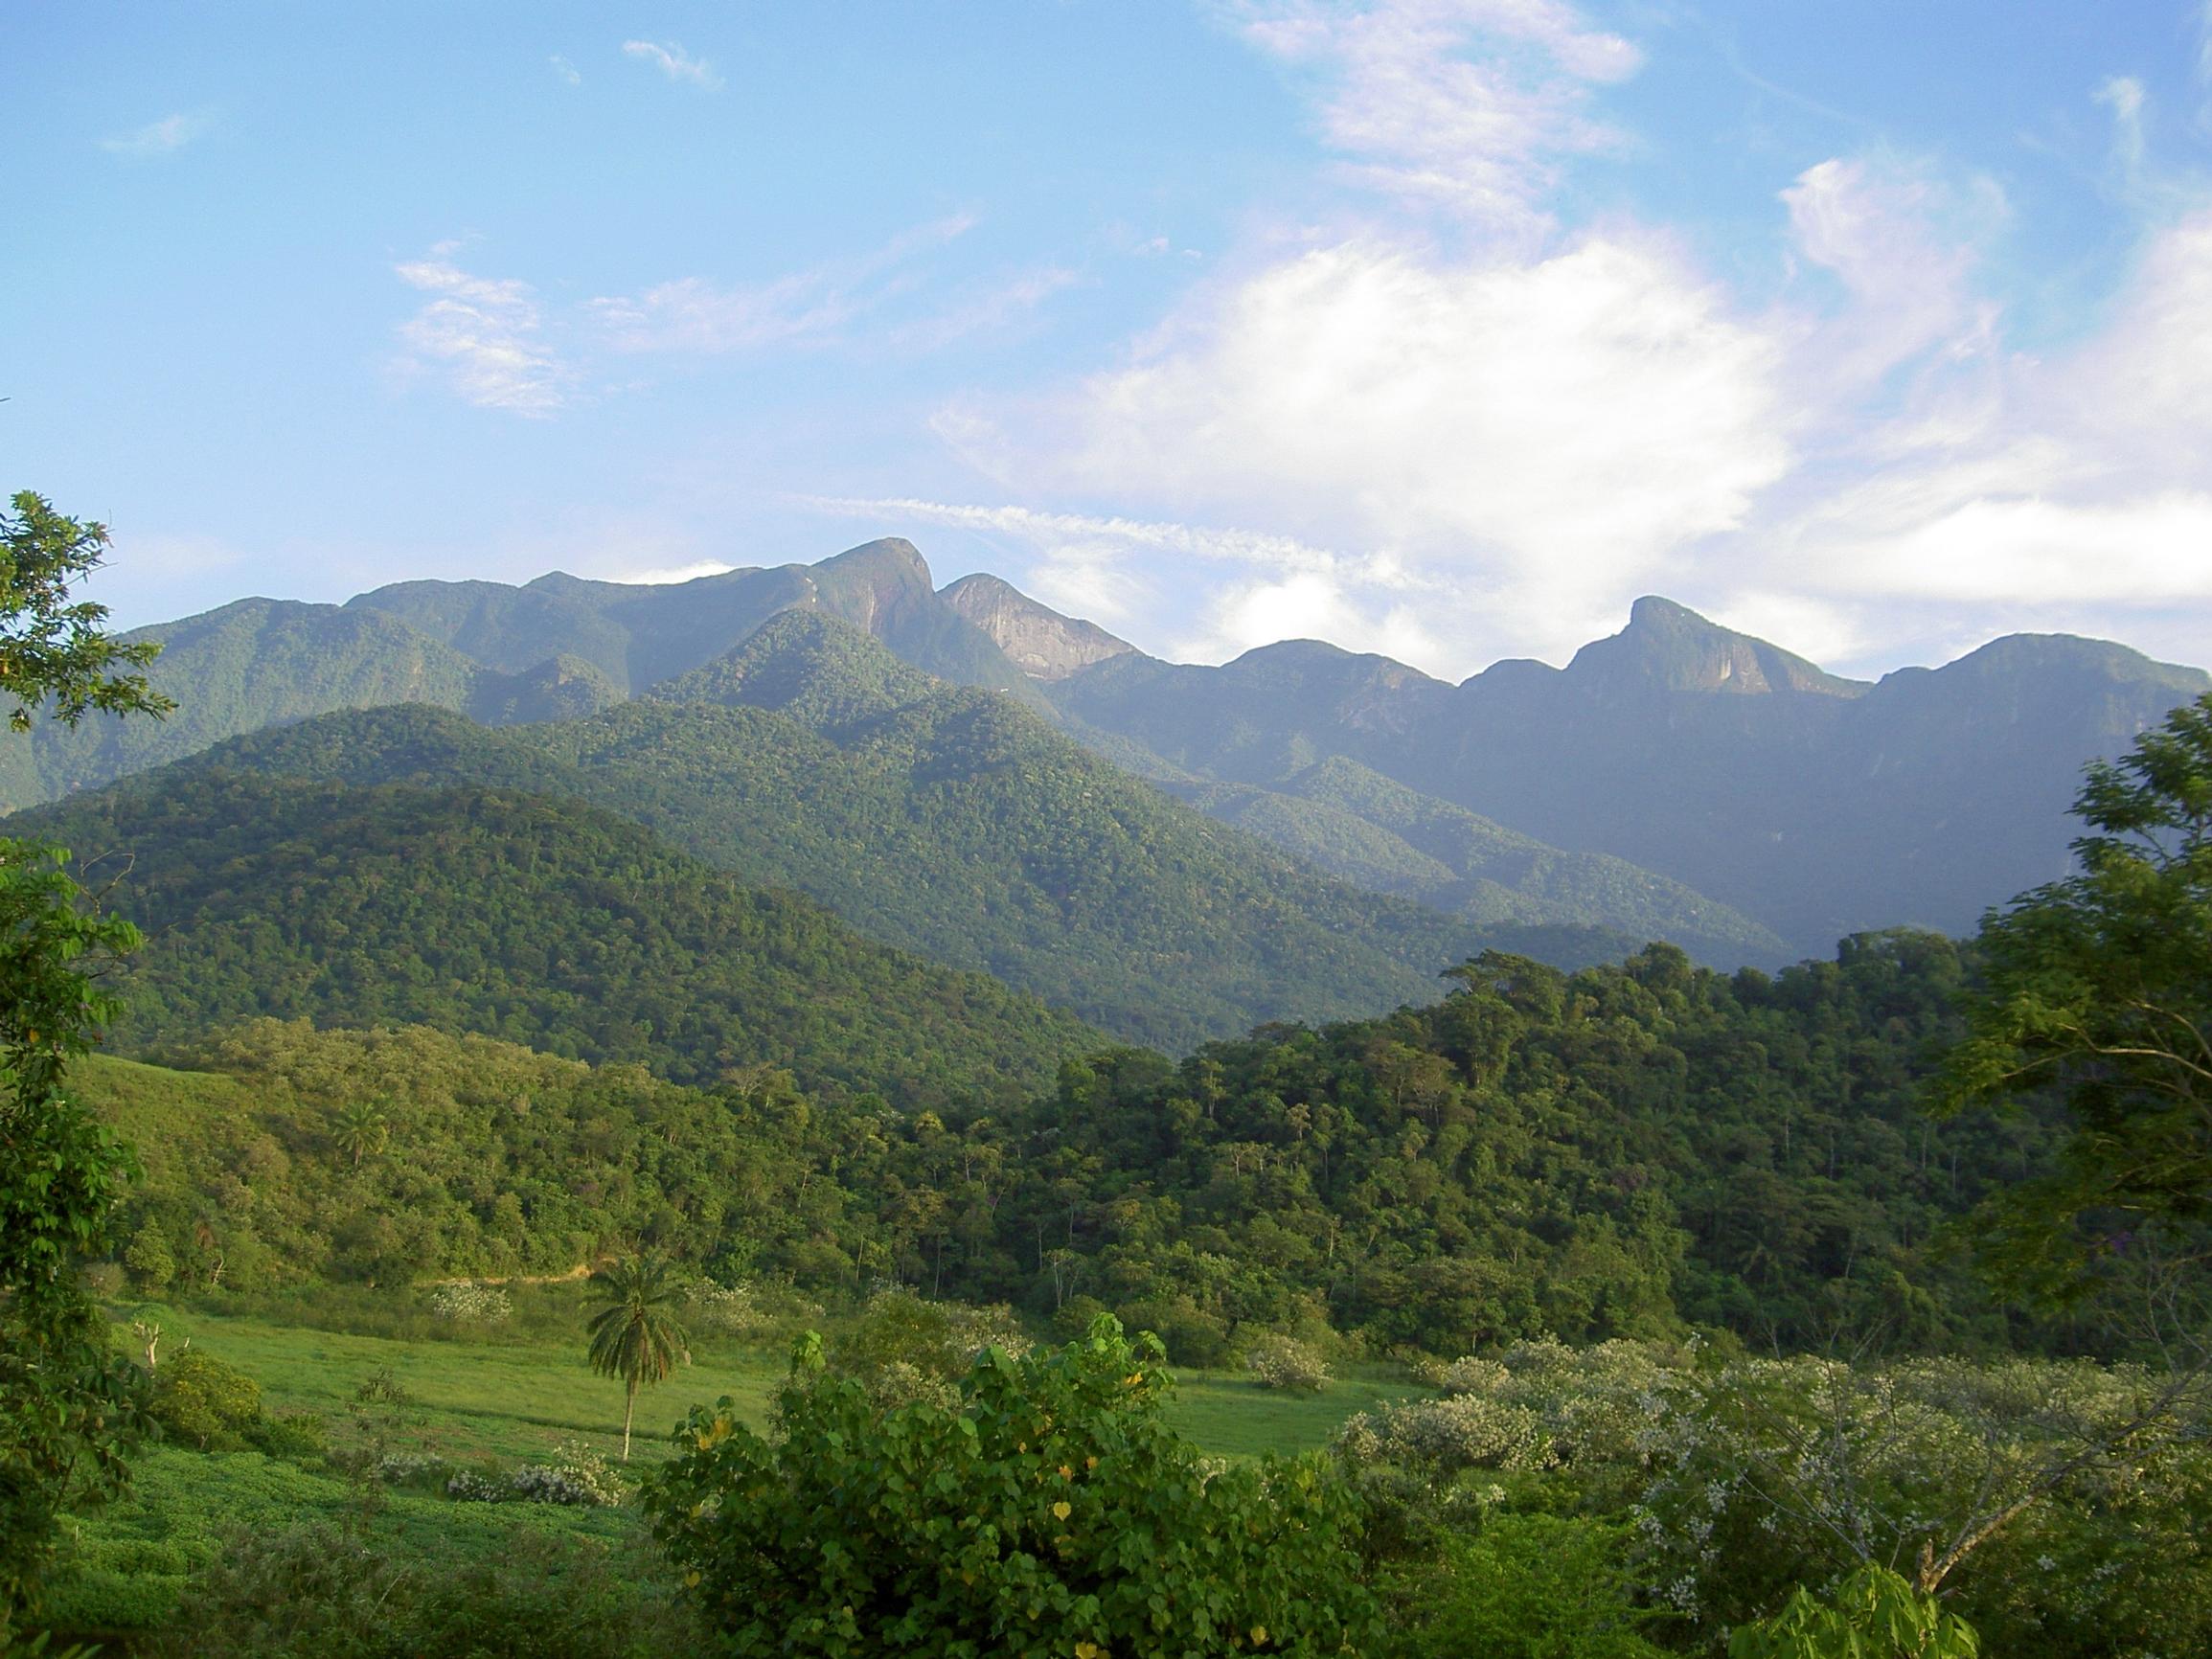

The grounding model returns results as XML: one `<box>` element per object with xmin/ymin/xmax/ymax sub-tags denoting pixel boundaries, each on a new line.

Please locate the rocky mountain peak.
<box><xmin>1565</xmin><ymin>596</ymin><xmax>1867</xmax><ymax>698</ymax></box>
<box><xmin>938</xmin><ymin>573</ymin><xmax>1135</xmax><ymax>681</ymax></box>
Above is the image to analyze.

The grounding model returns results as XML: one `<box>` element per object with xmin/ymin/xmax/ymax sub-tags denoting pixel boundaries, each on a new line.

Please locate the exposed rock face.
<box><xmin>939</xmin><ymin>573</ymin><xmax>1135</xmax><ymax>681</ymax></box>
<box><xmin>1561</xmin><ymin>597</ymin><xmax>1867</xmax><ymax>698</ymax></box>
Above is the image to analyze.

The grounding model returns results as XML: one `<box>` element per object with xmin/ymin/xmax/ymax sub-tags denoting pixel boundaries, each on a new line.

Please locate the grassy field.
<box><xmin>103</xmin><ymin>1295</ymin><xmax>1413</xmax><ymax>1461</ymax></box>
<box><xmin>45</xmin><ymin>1294</ymin><xmax>1422</xmax><ymax>1648</ymax></box>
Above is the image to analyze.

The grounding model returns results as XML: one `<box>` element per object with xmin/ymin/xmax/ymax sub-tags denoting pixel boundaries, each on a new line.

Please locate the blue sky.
<box><xmin>7</xmin><ymin>1</ymin><xmax>2209</xmax><ymax>680</ymax></box>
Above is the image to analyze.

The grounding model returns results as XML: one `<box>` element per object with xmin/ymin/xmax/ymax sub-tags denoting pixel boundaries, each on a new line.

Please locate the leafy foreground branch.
<box><xmin>1</xmin><ymin>490</ymin><xmax>171</xmax><ymax>1640</ymax></box>
<box><xmin>647</xmin><ymin>1314</ymin><xmax>1374</xmax><ymax>1657</ymax></box>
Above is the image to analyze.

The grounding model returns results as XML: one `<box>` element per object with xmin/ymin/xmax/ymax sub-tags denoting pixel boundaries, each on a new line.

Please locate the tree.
<box><xmin>646</xmin><ymin>1315</ymin><xmax>1375</xmax><ymax>1657</ymax></box>
<box><xmin>1934</xmin><ymin>693</ymin><xmax>2212</xmax><ymax>1286</ymax></box>
<box><xmin>0</xmin><ymin>491</ymin><xmax>170</xmax><ymax>1639</ymax></box>
<box><xmin>585</xmin><ymin>1255</ymin><xmax>687</xmax><ymax>1461</ymax></box>
<box><xmin>331</xmin><ymin>1099</ymin><xmax>391</xmax><ymax>1170</ymax></box>
<box><xmin>0</xmin><ymin>492</ymin><xmax>171</xmax><ymax>731</ymax></box>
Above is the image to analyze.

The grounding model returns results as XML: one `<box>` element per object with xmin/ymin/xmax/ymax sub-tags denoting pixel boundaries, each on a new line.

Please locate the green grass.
<box><xmin>107</xmin><ymin>1296</ymin><xmax>1414</xmax><ymax>1466</ymax></box>
<box><xmin>110</xmin><ymin>1299</ymin><xmax>780</xmax><ymax>1465</ymax></box>
<box><xmin>48</xmin><ymin>1297</ymin><xmax>1422</xmax><ymax>1646</ymax></box>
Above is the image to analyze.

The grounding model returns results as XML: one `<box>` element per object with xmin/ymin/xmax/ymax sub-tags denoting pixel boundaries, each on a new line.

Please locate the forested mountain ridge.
<box><xmin>7</xmin><ymin>534</ymin><xmax>2201</xmax><ymax>977</ymax></box>
<box><xmin>12</xmin><ymin>765</ymin><xmax>1101</xmax><ymax>1107</ymax></box>
<box><xmin>348</xmin><ymin>535</ymin><xmax>1039</xmax><ymax>702</ymax></box>
<box><xmin>1176</xmin><ymin>755</ymin><xmax>1790</xmax><ymax>964</ymax></box>
<box><xmin>125</xmin><ymin>622</ymin><xmax>1516</xmax><ymax>1051</ymax></box>
<box><xmin>1045</xmin><ymin>596</ymin><xmax>2209</xmax><ymax>956</ymax></box>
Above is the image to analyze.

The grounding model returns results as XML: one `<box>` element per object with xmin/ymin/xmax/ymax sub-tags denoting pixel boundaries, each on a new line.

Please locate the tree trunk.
<box><xmin>623</xmin><ymin>1376</ymin><xmax>636</xmax><ymax>1462</ymax></box>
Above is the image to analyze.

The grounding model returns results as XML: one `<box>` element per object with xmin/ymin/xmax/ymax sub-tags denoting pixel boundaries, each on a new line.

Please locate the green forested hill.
<box><xmin>75</xmin><ymin>932</ymin><xmax>2059</xmax><ymax>1362</ymax></box>
<box><xmin>18</xmin><ymin>768</ymin><xmax>1099</xmax><ymax>1107</ymax></box>
<box><xmin>1183</xmin><ymin>756</ymin><xmax>1790</xmax><ymax>966</ymax></box>
<box><xmin>76</xmin><ymin>1025</ymin><xmax>897</xmax><ymax>1289</ymax></box>
<box><xmin>0</xmin><ymin>599</ymin><xmax>483</xmax><ymax>811</ymax></box>
<box><xmin>150</xmin><ymin>630</ymin><xmax>1524</xmax><ymax>1051</ymax></box>
<box><xmin>978</xmin><ymin>931</ymin><xmax>2052</xmax><ymax>1358</ymax></box>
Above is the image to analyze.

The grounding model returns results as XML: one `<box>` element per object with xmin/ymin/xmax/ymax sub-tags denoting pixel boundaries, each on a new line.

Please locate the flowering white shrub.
<box><xmin>686</xmin><ymin>1280</ymin><xmax>760</xmax><ymax>1333</ymax></box>
<box><xmin>428</xmin><ymin>1281</ymin><xmax>513</xmax><ymax>1323</ymax></box>
<box><xmin>444</xmin><ymin>1441</ymin><xmax>627</xmax><ymax>1507</ymax></box>
<box><xmin>373</xmin><ymin>1451</ymin><xmax>451</xmax><ymax>1489</ymax></box>
<box><xmin>1243</xmin><ymin>1333</ymin><xmax>1332</xmax><ymax>1393</ymax></box>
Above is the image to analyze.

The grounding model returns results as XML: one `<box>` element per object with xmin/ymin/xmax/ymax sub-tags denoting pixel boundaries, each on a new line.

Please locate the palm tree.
<box><xmin>585</xmin><ymin>1256</ymin><xmax>688</xmax><ymax>1461</ymax></box>
<box><xmin>332</xmin><ymin>1100</ymin><xmax>390</xmax><ymax>1170</ymax></box>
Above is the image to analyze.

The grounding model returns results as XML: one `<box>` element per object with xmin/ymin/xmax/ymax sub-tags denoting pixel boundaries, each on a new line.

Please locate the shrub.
<box><xmin>444</xmin><ymin>1468</ymin><xmax>510</xmax><ymax>1503</ymax></box>
<box><xmin>1622</xmin><ymin>1355</ymin><xmax>2212</xmax><ymax>1647</ymax></box>
<box><xmin>825</xmin><ymin>1286</ymin><xmax>1032</xmax><ymax>1410</ymax></box>
<box><xmin>1383</xmin><ymin>1513</ymin><xmax>1671</xmax><ymax>1659</ymax></box>
<box><xmin>351</xmin><ymin>1366</ymin><xmax>417</xmax><ymax>1409</ymax></box>
<box><xmin>124</xmin><ymin>1223</ymin><xmax>176</xmax><ymax>1290</ymax></box>
<box><xmin>426</xmin><ymin>1281</ymin><xmax>513</xmax><ymax>1323</ymax></box>
<box><xmin>149</xmin><ymin>1351</ymin><xmax>263</xmax><ymax>1451</ymax></box>
<box><xmin>370</xmin><ymin>1451</ymin><xmax>451</xmax><ymax>1491</ymax></box>
<box><xmin>147</xmin><ymin>1521</ymin><xmax>698</xmax><ymax>1657</ymax></box>
<box><xmin>442</xmin><ymin>1442</ymin><xmax>626</xmax><ymax>1507</ymax></box>
<box><xmin>648</xmin><ymin>1315</ymin><xmax>1376</xmax><ymax>1655</ymax></box>
<box><xmin>1727</xmin><ymin>1566</ymin><xmax>1979</xmax><ymax>1659</ymax></box>
<box><xmin>1243</xmin><ymin>1333</ymin><xmax>1331</xmax><ymax>1393</ymax></box>
<box><xmin>245</xmin><ymin>1411</ymin><xmax>328</xmax><ymax>1463</ymax></box>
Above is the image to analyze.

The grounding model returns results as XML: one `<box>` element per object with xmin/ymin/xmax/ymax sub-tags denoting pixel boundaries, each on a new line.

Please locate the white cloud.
<box><xmin>101</xmin><ymin>112</ymin><xmax>210</xmax><ymax>158</ymax></box>
<box><xmin>1176</xmin><ymin>570</ymin><xmax>1447</xmax><ymax>664</ymax></box>
<box><xmin>621</xmin><ymin>39</ymin><xmax>723</xmax><ymax>91</ymax></box>
<box><xmin>908</xmin><ymin>0</ymin><xmax>2212</xmax><ymax>682</ymax></box>
<box><xmin>1724</xmin><ymin>205</ymin><xmax>2212</xmax><ymax>671</ymax></box>
<box><xmin>392</xmin><ymin>255</ymin><xmax>573</xmax><ymax>416</ymax></box>
<box><xmin>592</xmin><ymin>216</ymin><xmax>977</xmax><ymax>353</ymax></box>
<box><xmin>610</xmin><ymin>558</ymin><xmax>739</xmax><ymax>585</ymax></box>
<box><xmin>1236</xmin><ymin>0</ymin><xmax>1642</xmax><ymax>237</ymax></box>
<box><xmin>935</xmin><ymin>232</ymin><xmax>1790</xmax><ymax>665</ymax></box>
<box><xmin>550</xmin><ymin>55</ymin><xmax>582</xmax><ymax>86</ymax></box>
<box><xmin>802</xmin><ymin>496</ymin><xmax>1435</xmax><ymax>656</ymax></box>
<box><xmin>1807</xmin><ymin>493</ymin><xmax>2212</xmax><ymax>605</ymax></box>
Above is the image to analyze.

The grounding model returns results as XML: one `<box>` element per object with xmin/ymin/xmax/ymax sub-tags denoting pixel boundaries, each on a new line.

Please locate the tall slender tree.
<box><xmin>585</xmin><ymin>1255</ymin><xmax>688</xmax><ymax>1461</ymax></box>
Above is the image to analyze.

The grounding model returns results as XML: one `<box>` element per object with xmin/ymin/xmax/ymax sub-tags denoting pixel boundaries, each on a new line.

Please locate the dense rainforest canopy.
<box><xmin>84</xmin><ymin>928</ymin><xmax>2066</xmax><ymax>1363</ymax></box>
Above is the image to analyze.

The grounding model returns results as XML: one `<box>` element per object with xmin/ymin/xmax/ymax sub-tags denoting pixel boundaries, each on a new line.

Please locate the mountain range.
<box><xmin>3</xmin><ymin>534</ymin><xmax>2201</xmax><ymax>1048</ymax></box>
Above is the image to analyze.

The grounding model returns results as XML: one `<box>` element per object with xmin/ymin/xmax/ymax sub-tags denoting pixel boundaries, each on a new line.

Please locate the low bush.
<box><xmin>149</xmin><ymin>1351</ymin><xmax>263</xmax><ymax>1452</ymax></box>
<box><xmin>144</xmin><ymin>1522</ymin><xmax>696</xmax><ymax>1658</ymax></box>
<box><xmin>1243</xmin><ymin>1333</ymin><xmax>1332</xmax><ymax>1393</ymax></box>
<box><xmin>427</xmin><ymin>1282</ymin><xmax>513</xmax><ymax>1323</ymax></box>
<box><xmin>445</xmin><ymin>1443</ymin><xmax>627</xmax><ymax>1508</ymax></box>
<box><xmin>1381</xmin><ymin>1513</ymin><xmax>1671</xmax><ymax>1659</ymax></box>
<box><xmin>650</xmin><ymin>1316</ymin><xmax>1376</xmax><ymax>1655</ymax></box>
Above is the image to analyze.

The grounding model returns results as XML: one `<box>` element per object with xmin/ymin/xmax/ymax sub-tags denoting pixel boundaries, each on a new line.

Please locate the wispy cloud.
<box><xmin>803</xmin><ymin>496</ymin><xmax>1362</xmax><ymax>577</ymax></box>
<box><xmin>798</xmin><ymin>495</ymin><xmax>1430</xmax><ymax>655</ymax></box>
<box><xmin>392</xmin><ymin>254</ymin><xmax>574</xmax><ymax>416</ymax></box>
<box><xmin>592</xmin><ymin>215</ymin><xmax>977</xmax><ymax>353</ymax></box>
<box><xmin>621</xmin><ymin>38</ymin><xmax>723</xmax><ymax>91</ymax></box>
<box><xmin>101</xmin><ymin>112</ymin><xmax>211</xmax><ymax>159</ymax></box>
<box><xmin>2095</xmin><ymin>74</ymin><xmax>2148</xmax><ymax>174</ymax></box>
<box><xmin>889</xmin><ymin>266</ymin><xmax>1082</xmax><ymax>352</ymax></box>
<box><xmin>549</xmin><ymin>55</ymin><xmax>582</xmax><ymax>86</ymax></box>
<box><xmin>1235</xmin><ymin>0</ymin><xmax>1642</xmax><ymax>238</ymax></box>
